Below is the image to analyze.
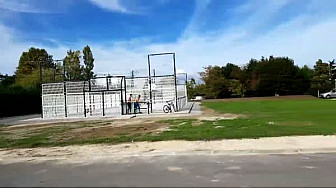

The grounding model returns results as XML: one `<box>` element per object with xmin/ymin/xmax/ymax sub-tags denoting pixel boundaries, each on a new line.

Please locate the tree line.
<box><xmin>187</xmin><ymin>56</ymin><xmax>336</xmax><ymax>99</ymax></box>
<box><xmin>14</xmin><ymin>46</ymin><xmax>95</xmax><ymax>88</ymax></box>
<box><xmin>0</xmin><ymin>46</ymin><xmax>95</xmax><ymax>117</ymax></box>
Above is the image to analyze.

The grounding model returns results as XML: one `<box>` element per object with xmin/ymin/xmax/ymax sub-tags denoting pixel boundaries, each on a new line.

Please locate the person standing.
<box><xmin>127</xmin><ymin>94</ymin><xmax>133</xmax><ymax>114</ymax></box>
<box><xmin>134</xmin><ymin>95</ymin><xmax>141</xmax><ymax>113</ymax></box>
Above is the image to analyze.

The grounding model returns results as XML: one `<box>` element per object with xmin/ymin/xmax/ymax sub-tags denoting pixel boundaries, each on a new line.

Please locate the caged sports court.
<box><xmin>41</xmin><ymin>53</ymin><xmax>188</xmax><ymax>119</ymax></box>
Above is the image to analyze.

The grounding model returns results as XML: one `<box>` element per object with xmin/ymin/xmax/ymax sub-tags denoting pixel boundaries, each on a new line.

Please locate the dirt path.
<box><xmin>1</xmin><ymin>135</ymin><xmax>336</xmax><ymax>164</ymax></box>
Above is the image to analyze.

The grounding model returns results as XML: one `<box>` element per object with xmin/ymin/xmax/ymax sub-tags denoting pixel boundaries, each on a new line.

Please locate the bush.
<box><xmin>0</xmin><ymin>85</ymin><xmax>41</xmax><ymax>118</ymax></box>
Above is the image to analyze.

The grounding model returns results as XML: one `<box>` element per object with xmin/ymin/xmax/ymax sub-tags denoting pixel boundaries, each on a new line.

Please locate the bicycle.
<box><xmin>163</xmin><ymin>99</ymin><xmax>176</xmax><ymax>113</ymax></box>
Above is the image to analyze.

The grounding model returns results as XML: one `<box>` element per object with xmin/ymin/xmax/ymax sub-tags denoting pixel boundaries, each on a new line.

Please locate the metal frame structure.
<box><xmin>42</xmin><ymin>76</ymin><xmax>126</xmax><ymax>118</ymax></box>
<box><xmin>41</xmin><ymin>53</ymin><xmax>188</xmax><ymax>119</ymax></box>
<box><xmin>148</xmin><ymin>52</ymin><xmax>178</xmax><ymax>113</ymax></box>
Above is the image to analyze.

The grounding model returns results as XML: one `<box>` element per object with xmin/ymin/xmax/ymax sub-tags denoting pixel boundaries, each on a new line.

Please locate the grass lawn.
<box><xmin>0</xmin><ymin>98</ymin><xmax>335</xmax><ymax>148</ymax></box>
<box><xmin>200</xmin><ymin>98</ymin><xmax>336</xmax><ymax>138</ymax></box>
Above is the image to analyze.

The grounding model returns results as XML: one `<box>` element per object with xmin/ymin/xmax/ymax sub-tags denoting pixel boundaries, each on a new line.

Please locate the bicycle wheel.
<box><xmin>163</xmin><ymin>105</ymin><xmax>170</xmax><ymax>113</ymax></box>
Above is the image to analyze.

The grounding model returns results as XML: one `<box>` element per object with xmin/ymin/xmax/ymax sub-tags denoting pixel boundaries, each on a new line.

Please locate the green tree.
<box><xmin>294</xmin><ymin>65</ymin><xmax>313</xmax><ymax>94</ymax></box>
<box><xmin>329</xmin><ymin>60</ymin><xmax>336</xmax><ymax>80</ymax></box>
<box><xmin>186</xmin><ymin>78</ymin><xmax>196</xmax><ymax>99</ymax></box>
<box><xmin>0</xmin><ymin>74</ymin><xmax>15</xmax><ymax>88</ymax></box>
<box><xmin>83</xmin><ymin>45</ymin><xmax>95</xmax><ymax>80</ymax></box>
<box><xmin>200</xmin><ymin>66</ymin><xmax>229</xmax><ymax>98</ymax></box>
<box><xmin>242</xmin><ymin>59</ymin><xmax>260</xmax><ymax>96</ymax></box>
<box><xmin>255</xmin><ymin>56</ymin><xmax>299</xmax><ymax>95</ymax></box>
<box><xmin>311</xmin><ymin>59</ymin><xmax>334</xmax><ymax>93</ymax></box>
<box><xmin>228</xmin><ymin>79</ymin><xmax>246</xmax><ymax>97</ymax></box>
<box><xmin>63</xmin><ymin>50</ymin><xmax>82</xmax><ymax>81</ymax></box>
<box><xmin>15</xmin><ymin>47</ymin><xmax>53</xmax><ymax>87</ymax></box>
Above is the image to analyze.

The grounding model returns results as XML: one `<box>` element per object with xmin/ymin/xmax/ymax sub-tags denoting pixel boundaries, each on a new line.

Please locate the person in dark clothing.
<box><xmin>127</xmin><ymin>94</ymin><xmax>133</xmax><ymax>114</ymax></box>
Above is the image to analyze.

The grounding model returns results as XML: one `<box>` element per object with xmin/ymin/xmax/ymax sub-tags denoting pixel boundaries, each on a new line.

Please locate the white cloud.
<box><xmin>1</xmin><ymin>0</ymin><xmax>336</xmax><ymax>83</ymax></box>
<box><xmin>0</xmin><ymin>0</ymin><xmax>43</xmax><ymax>13</ymax></box>
<box><xmin>0</xmin><ymin>24</ymin><xmax>68</xmax><ymax>74</ymax></box>
<box><xmin>0</xmin><ymin>0</ymin><xmax>72</xmax><ymax>14</ymax></box>
<box><xmin>88</xmin><ymin>0</ymin><xmax>130</xmax><ymax>13</ymax></box>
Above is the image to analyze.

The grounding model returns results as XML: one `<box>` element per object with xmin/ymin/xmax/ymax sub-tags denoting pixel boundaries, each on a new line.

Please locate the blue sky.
<box><xmin>1</xmin><ymin>0</ymin><xmax>336</xmax><ymax>78</ymax></box>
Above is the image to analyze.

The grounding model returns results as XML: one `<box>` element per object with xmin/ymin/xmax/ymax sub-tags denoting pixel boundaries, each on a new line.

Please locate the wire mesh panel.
<box><xmin>152</xmin><ymin>76</ymin><xmax>176</xmax><ymax>103</ymax></box>
<box><xmin>90</xmin><ymin>78</ymin><xmax>107</xmax><ymax>91</ymax></box>
<box><xmin>125</xmin><ymin>75</ymin><xmax>181</xmax><ymax>113</ymax></box>
<box><xmin>66</xmin><ymin>94</ymin><xmax>85</xmax><ymax>117</ymax></box>
<box><xmin>176</xmin><ymin>84</ymin><xmax>188</xmax><ymax>111</ymax></box>
<box><xmin>65</xmin><ymin>82</ymin><xmax>86</xmax><ymax>117</ymax></box>
<box><xmin>85</xmin><ymin>91</ymin><xmax>103</xmax><ymax>117</ymax></box>
<box><xmin>42</xmin><ymin>83</ymin><xmax>65</xmax><ymax>118</ymax></box>
<box><xmin>90</xmin><ymin>77</ymin><xmax>123</xmax><ymax>91</ymax></box>
<box><xmin>177</xmin><ymin>84</ymin><xmax>187</xmax><ymax>98</ymax></box>
<box><xmin>126</xmin><ymin>77</ymin><xmax>150</xmax><ymax>100</ymax></box>
<box><xmin>107</xmin><ymin>77</ymin><xmax>123</xmax><ymax>90</ymax></box>
<box><xmin>104</xmin><ymin>91</ymin><xmax>123</xmax><ymax>116</ymax></box>
<box><xmin>125</xmin><ymin>77</ymin><xmax>150</xmax><ymax>114</ymax></box>
<box><xmin>151</xmin><ymin>76</ymin><xmax>176</xmax><ymax>113</ymax></box>
<box><xmin>66</xmin><ymin>81</ymin><xmax>87</xmax><ymax>93</ymax></box>
<box><xmin>41</xmin><ymin>74</ymin><xmax>187</xmax><ymax>118</ymax></box>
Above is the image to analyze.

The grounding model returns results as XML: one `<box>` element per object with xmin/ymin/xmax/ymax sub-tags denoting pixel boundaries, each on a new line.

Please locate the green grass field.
<box><xmin>200</xmin><ymin>98</ymin><xmax>336</xmax><ymax>138</ymax></box>
<box><xmin>0</xmin><ymin>98</ymin><xmax>335</xmax><ymax>148</ymax></box>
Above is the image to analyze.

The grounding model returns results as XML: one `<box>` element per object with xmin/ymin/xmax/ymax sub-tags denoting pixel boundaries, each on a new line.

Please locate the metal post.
<box><xmin>39</xmin><ymin>59</ymin><xmax>43</xmax><ymax>84</ymax></box>
<box><xmin>173</xmin><ymin>53</ymin><xmax>178</xmax><ymax>111</ymax></box>
<box><xmin>147</xmin><ymin>102</ymin><xmax>150</xmax><ymax>114</ymax></box>
<box><xmin>185</xmin><ymin>73</ymin><xmax>188</xmax><ymax>84</ymax></box>
<box><xmin>64</xmin><ymin>81</ymin><xmax>67</xmax><ymax>117</ymax></box>
<box><xmin>148</xmin><ymin>55</ymin><xmax>153</xmax><ymax>113</ymax></box>
<box><xmin>41</xmin><ymin>85</ymin><xmax>43</xmax><ymax>119</ymax></box>
<box><xmin>53</xmin><ymin>62</ymin><xmax>56</xmax><ymax>82</ymax></box>
<box><xmin>106</xmin><ymin>77</ymin><xmax>109</xmax><ymax>90</ymax></box>
<box><xmin>89</xmin><ymin>79</ymin><xmax>92</xmax><ymax>115</ymax></box>
<box><xmin>102</xmin><ymin>91</ymin><xmax>105</xmax><ymax>116</ymax></box>
<box><xmin>63</xmin><ymin>60</ymin><xmax>66</xmax><ymax>81</ymax></box>
<box><xmin>124</xmin><ymin>77</ymin><xmax>127</xmax><ymax>115</ymax></box>
<box><xmin>83</xmin><ymin>82</ymin><xmax>86</xmax><ymax>117</ymax></box>
<box><xmin>121</xmin><ymin>76</ymin><xmax>129</xmax><ymax>114</ymax></box>
<box><xmin>120</xmin><ymin>77</ymin><xmax>124</xmax><ymax>115</ymax></box>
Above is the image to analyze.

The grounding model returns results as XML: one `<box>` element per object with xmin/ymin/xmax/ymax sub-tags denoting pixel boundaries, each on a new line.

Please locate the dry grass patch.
<box><xmin>198</xmin><ymin>105</ymin><xmax>244</xmax><ymax>122</ymax></box>
<box><xmin>68</xmin><ymin>121</ymin><xmax>169</xmax><ymax>140</ymax></box>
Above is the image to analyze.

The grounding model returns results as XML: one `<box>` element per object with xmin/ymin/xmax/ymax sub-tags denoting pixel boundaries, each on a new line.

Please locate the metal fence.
<box><xmin>42</xmin><ymin>75</ymin><xmax>187</xmax><ymax>118</ymax></box>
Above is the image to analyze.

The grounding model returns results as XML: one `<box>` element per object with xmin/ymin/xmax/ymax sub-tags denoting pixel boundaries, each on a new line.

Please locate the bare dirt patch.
<box><xmin>198</xmin><ymin>114</ymin><xmax>240</xmax><ymax>121</ymax></box>
<box><xmin>197</xmin><ymin>105</ymin><xmax>244</xmax><ymax>122</ymax></box>
<box><xmin>69</xmin><ymin>120</ymin><xmax>169</xmax><ymax>140</ymax></box>
<box><xmin>1</xmin><ymin>117</ymin><xmax>171</xmax><ymax>145</ymax></box>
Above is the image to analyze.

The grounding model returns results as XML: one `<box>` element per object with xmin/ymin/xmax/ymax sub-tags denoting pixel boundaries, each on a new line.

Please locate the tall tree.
<box><xmin>228</xmin><ymin>79</ymin><xmax>246</xmax><ymax>97</ymax></box>
<box><xmin>243</xmin><ymin>59</ymin><xmax>260</xmax><ymax>96</ymax></box>
<box><xmin>0</xmin><ymin>74</ymin><xmax>15</xmax><ymax>88</ymax></box>
<box><xmin>200</xmin><ymin>66</ymin><xmax>230</xmax><ymax>98</ymax></box>
<box><xmin>295</xmin><ymin>65</ymin><xmax>313</xmax><ymax>94</ymax></box>
<box><xmin>83</xmin><ymin>45</ymin><xmax>95</xmax><ymax>80</ymax></box>
<box><xmin>63</xmin><ymin>50</ymin><xmax>82</xmax><ymax>81</ymax></box>
<box><xmin>256</xmin><ymin>56</ymin><xmax>299</xmax><ymax>95</ymax></box>
<box><xmin>311</xmin><ymin>59</ymin><xmax>334</xmax><ymax>93</ymax></box>
<box><xmin>15</xmin><ymin>47</ymin><xmax>53</xmax><ymax>87</ymax></box>
<box><xmin>329</xmin><ymin>60</ymin><xmax>336</xmax><ymax>80</ymax></box>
